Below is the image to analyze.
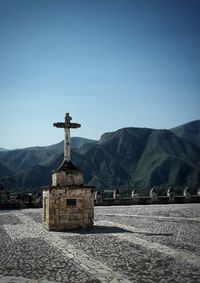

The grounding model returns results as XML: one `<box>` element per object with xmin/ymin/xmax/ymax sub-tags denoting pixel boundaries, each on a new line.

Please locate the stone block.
<box><xmin>43</xmin><ymin>185</ymin><xmax>94</xmax><ymax>231</ymax></box>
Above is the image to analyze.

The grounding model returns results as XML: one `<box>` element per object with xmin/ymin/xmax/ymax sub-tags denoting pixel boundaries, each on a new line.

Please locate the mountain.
<box><xmin>76</xmin><ymin>127</ymin><xmax>153</xmax><ymax>188</ymax></box>
<box><xmin>133</xmin><ymin>129</ymin><xmax>200</xmax><ymax>193</ymax></box>
<box><xmin>71</xmin><ymin>137</ymin><xmax>96</xmax><ymax>150</ymax></box>
<box><xmin>0</xmin><ymin>121</ymin><xmax>200</xmax><ymax>194</ymax></box>
<box><xmin>0</xmin><ymin>143</ymin><xmax>62</xmax><ymax>172</ymax></box>
<box><xmin>0</xmin><ymin>147</ymin><xmax>9</xmax><ymax>152</ymax></box>
<box><xmin>73</xmin><ymin>126</ymin><xmax>200</xmax><ymax>193</ymax></box>
<box><xmin>4</xmin><ymin>151</ymin><xmax>79</xmax><ymax>191</ymax></box>
<box><xmin>0</xmin><ymin>162</ymin><xmax>14</xmax><ymax>178</ymax></box>
<box><xmin>170</xmin><ymin>120</ymin><xmax>200</xmax><ymax>149</ymax></box>
<box><xmin>0</xmin><ymin>137</ymin><xmax>96</xmax><ymax>172</ymax></box>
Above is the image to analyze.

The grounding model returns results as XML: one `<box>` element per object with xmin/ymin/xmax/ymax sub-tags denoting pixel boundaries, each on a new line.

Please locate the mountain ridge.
<box><xmin>170</xmin><ymin>120</ymin><xmax>200</xmax><ymax>149</ymax></box>
<box><xmin>1</xmin><ymin>121</ymin><xmax>199</xmax><ymax>194</ymax></box>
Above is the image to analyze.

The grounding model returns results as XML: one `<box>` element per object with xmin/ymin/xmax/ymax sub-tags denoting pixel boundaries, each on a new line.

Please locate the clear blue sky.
<box><xmin>0</xmin><ymin>0</ymin><xmax>199</xmax><ymax>149</ymax></box>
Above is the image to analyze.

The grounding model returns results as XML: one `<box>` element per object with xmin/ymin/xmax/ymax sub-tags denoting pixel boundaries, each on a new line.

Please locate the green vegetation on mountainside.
<box><xmin>0</xmin><ymin>121</ymin><xmax>200</xmax><ymax>194</ymax></box>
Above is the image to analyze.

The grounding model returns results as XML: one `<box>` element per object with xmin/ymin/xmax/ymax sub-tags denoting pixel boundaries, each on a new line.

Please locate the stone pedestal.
<box><xmin>43</xmin><ymin>160</ymin><xmax>94</xmax><ymax>231</ymax></box>
<box><xmin>43</xmin><ymin>185</ymin><xmax>94</xmax><ymax>231</ymax></box>
<box><xmin>52</xmin><ymin>160</ymin><xmax>84</xmax><ymax>187</ymax></box>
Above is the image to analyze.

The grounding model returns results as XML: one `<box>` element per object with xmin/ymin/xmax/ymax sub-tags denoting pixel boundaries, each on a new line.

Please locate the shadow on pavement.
<box><xmin>64</xmin><ymin>225</ymin><xmax>174</xmax><ymax>236</ymax></box>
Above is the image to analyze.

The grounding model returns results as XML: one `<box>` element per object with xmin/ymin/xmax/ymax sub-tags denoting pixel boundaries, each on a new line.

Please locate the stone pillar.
<box><xmin>167</xmin><ymin>187</ymin><xmax>175</xmax><ymax>202</ymax></box>
<box><xmin>183</xmin><ymin>187</ymin><xmax>191</xmax><ymax>200</ymax></box>
<box><xmin>64</xmin><ymin>127</ymin><xmax>70</xmax><ymax>161</ymax></box>
<box><xmin>113</xmin><ymin>188</ymin><xmax>120</xmax><ymax>200</ymax></box>
<box><xmin>149</xmin><ymin>187</ymin><xmax>158</xmax><ymax>203</ymax></box>
<box><xmin>94</xmin><ymin>190</ymin><xmax>102</xmax><ymax>205</ymax></box>
<box><xmin>131</xmin><ymin>189</ymin><xmax>139</xmax><ymax>203</ymax></box>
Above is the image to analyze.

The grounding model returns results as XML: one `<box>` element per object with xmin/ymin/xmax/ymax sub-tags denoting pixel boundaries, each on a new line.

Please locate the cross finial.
<box><xmin>65</xmin><ymin>113</ymin><xmax>72</xmax><ymax>123</ymax></box>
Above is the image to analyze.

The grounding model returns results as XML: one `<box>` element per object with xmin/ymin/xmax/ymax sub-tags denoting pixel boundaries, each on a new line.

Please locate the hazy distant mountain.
<box><xmin>0</xmin><ymin>147</ymin><xmax>9</xmax><ymax>152</ymax></box>
<box><xmin>71</xmin><ymin>137</ymin><xmax>96</xmax><ymax>150</ymax></box>
<box><xmin>0</xmin><ymin>137</ymin><xmax>96</xmax><ymax>172</ymax></box>
<box><xmin>1</xmin><ymin>121</ymin><xmax>200</xmax><ymax>193</ymax></box>
<box><xmin>0</xmin><ymin>143</ymin><xmax>62</xmax><ymax>172</ymax></box>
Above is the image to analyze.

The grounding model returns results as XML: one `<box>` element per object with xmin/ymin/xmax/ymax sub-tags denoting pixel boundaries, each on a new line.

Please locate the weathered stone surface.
<box><xmin>43</xmin><ymin>186</ymin><xmax>94</xmax><ymax>231</ymax></box>
<box><xmin>52</xmin><ymin>169</ymin><xmax>83</xmax><ymax>187</ymax></box>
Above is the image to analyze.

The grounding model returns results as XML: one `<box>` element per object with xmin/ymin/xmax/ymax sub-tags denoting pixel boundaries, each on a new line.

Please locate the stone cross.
<box><xmin>53</xmin><ymin>113</ymin><xmax>81</xmax><ymax>162</ymax></box>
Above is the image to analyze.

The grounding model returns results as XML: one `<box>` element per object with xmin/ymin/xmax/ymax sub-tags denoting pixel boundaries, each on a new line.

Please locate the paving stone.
<box><xmin>0</xmin><ymin>214</ymin><xmax>22</xmax><ymax>225</ymax></box>
<box><xmin>0</xmin><ymin>204</ymin><xmax>200</xmax><ymax>282</ymax></box>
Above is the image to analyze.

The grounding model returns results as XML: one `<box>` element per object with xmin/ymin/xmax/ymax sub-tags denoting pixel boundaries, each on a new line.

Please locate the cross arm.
<box><xmin>53</xmin><ymin>122</ymin><xmax>66</xmax><ymax>128</ymax></box>
<box><xmin>67</xmin><ymin>123</ymin><xmax>81</xmax><ymax>129</ymax></box>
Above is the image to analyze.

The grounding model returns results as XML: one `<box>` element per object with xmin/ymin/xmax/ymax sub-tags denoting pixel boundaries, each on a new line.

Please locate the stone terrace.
<box><xmin>0</xmin><ymin>203</ymin><xmax>200</xmax><ymax>283</ymax></box>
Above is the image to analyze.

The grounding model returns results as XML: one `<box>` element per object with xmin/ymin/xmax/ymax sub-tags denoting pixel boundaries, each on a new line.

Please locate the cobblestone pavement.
<box><xmin>0</xmin><ymin>204</ymin><xmax>200</xmax><ymax>283</ymax></box>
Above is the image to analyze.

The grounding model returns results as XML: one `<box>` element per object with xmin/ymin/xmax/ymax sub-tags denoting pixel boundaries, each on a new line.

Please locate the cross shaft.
<box><xmin>53</xmin><ymin>113</ymin><xmax>81</xmax><ymax>161</ymax></box>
